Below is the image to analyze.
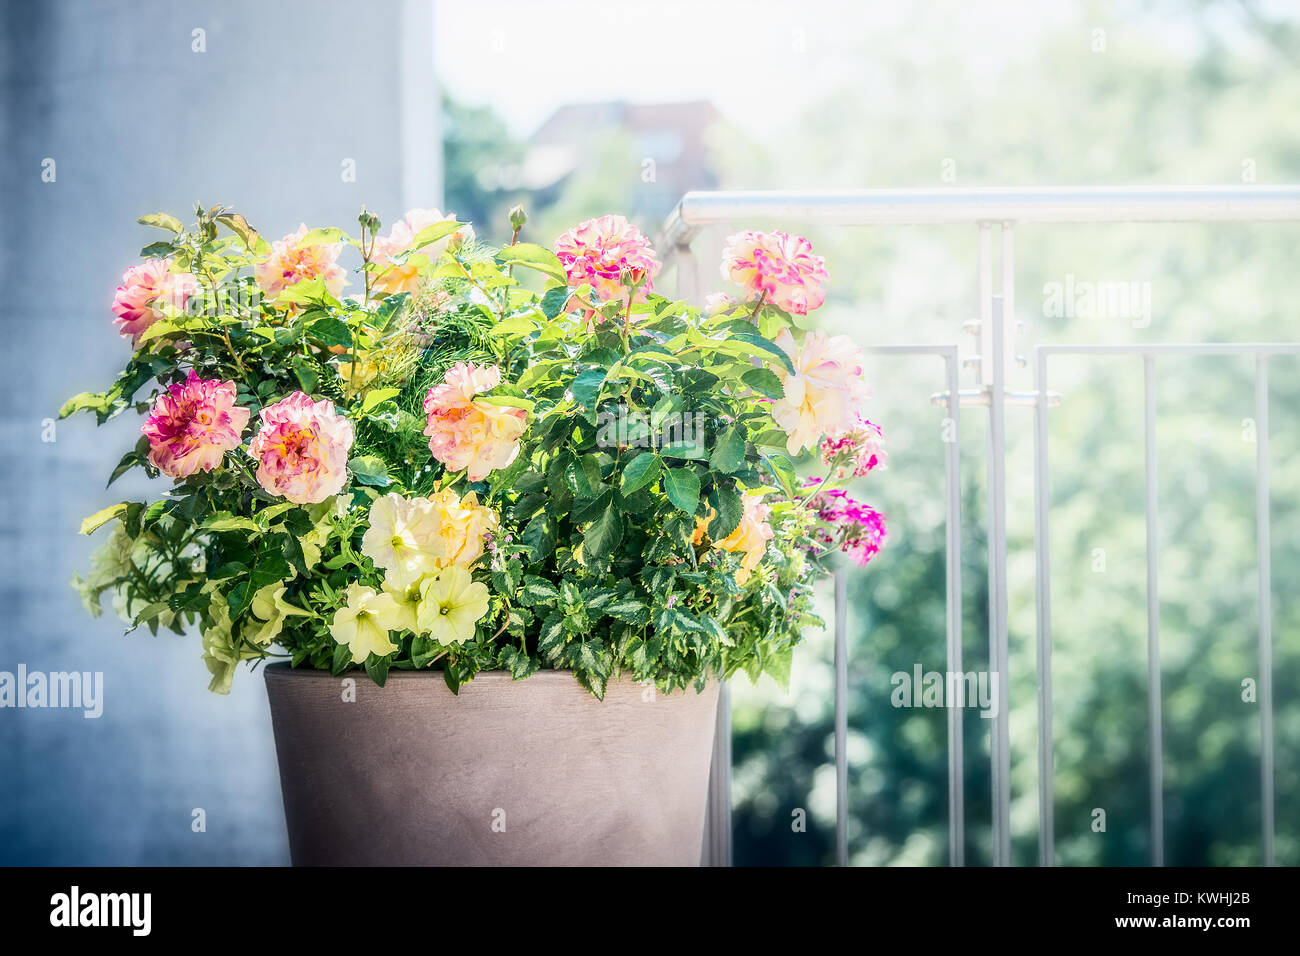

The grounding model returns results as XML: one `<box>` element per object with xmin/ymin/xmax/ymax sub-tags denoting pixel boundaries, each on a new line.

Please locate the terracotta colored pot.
<box><xmin>264</xmin><ymin>664</ymin><xmax>719</xmax><ymax>866</ymax></box>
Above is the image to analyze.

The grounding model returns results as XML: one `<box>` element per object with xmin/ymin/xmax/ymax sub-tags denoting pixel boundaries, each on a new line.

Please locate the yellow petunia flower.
<box><xmin>416</xmin><ymin>565</ymin><xmax>489</xmax><ymax>646</ymax></box>
<box><xmin>329</xmin><ymin>583</ymin><xmax>400</xmax><ymax>664</ymax></box>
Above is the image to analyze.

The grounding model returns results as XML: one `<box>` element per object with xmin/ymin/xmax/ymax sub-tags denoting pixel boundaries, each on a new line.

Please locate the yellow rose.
<box><xmin>429</xmin><ymin>488</ymin><xmax>499</xmax><ymax>568</ymax></box>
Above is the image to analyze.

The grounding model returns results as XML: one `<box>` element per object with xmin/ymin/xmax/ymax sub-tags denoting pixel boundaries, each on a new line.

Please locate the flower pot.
<box><xmin>264</xmin><ymin>663</ymin><xmax>720</xmax><ymax>866</ymax></box>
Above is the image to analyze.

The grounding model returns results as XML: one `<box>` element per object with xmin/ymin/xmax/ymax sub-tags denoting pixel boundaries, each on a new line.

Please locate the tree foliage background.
<box><xmin>446</xmin><ymin>0</ymin><xmax>1300</xmax><ymax>865</ymax></box>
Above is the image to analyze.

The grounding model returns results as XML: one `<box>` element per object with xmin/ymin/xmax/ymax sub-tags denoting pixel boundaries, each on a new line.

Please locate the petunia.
<box><xmin>329</xmin><ymin>583</ymin><xmax>400</xmax><ymax>664</ymax></box>
<box><xmin>360</xmin><ymin>492</ymin><xmax>444</xmax><ymax>588</ymax></box>
<box><xmin>416</xmin><ymin>565</ymin><xmax>489</xmax><ymax>646</ymax></box>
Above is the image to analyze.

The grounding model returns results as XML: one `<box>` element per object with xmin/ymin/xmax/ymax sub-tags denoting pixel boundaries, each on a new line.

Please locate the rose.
<box><xmin>141</xmin><ymin>372</ymin><xmax>250</xmax><ymax>478</ymax></box>
<box><xmin>720</xmin><ymin>229</ymin><xmax>828</xmax><ymax>315</ymax></box>
<box><xmin>422</xmin><ymin>362</ymin><xmax>527</xmax><ymax>481</ymax></box>
<box><xmin>770</xmin><ymin>329</ymin><xmax>871</xmax><ymax>454</ymax></box>
<box><xmin>112</xmin><ymin>259</ymin><xmax>199</xmax><ymax>344</ymax></box>
<box><xmin>248</xmin><ymin>392</ymin><xmax>354</xmax><ymax>504</ymax></box>
<box><xmin>254</xmin><ymin>224</ymin><xmax>347</xmax><ymax>303</ymax></box>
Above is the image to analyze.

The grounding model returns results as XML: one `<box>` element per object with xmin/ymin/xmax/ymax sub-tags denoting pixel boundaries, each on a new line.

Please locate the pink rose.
<box><xmin>141</xmin><ymin>372</ymin><xmax>250</xmax><ymax>478</ymax></box>
<box><xmin>254</xmin><ymin>224</ymin><xmax>347</xmax><ymax>304</ymax></box>
<box><xmin>248</xmin><ymin>392</ymin><xmax>354</xmax><ymax>503</ymax></box>
<box><xmin>554</xmin><ymin>214</ymin><xmax>660</xmax><ymax>312</ymax></box>
<box><xmin>720</xmin><ymin>230</ymin><xmax>828</xmax><ymax>315</ymax></box>
<box><xmin>422</xmin><ymin>363</ymin><xmax>527</xmax><ymax>482</ymax></box>
<box><xmin>371</xmin><ymin>208</ymin><xmax>464</xmax><ymax>297</ymax></box>
<box><xmin>112</xmin><ymin>259</ymin><xmax>199</xmax><ymax>345</ymax></box>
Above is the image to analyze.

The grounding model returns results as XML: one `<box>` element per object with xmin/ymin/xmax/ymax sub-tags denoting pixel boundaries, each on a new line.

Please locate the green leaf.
<box><xmin>519</xmin><ymin>576</ymin><xmax>560</xmax><ymax>606</ymax></box>
<box><xmin>583</xmin><ymin>504</ymin><xmax>623</xmax><ymax>560</ymax></box>
<box><xmin>606</xmin><ymin>598</ymin><xmax>650</xmax><ymax>626</ymax></box>
<box><xmin>348</xmin><ymin>456</ymin><xmax>391</xmax><ymax>487</ymax></box>
<box><xmin>202</xmin><ymin>515</ymin><xmax>262</xmax><ymax>533</ymax></box>
<box><xmin>361</xmin><ymin>387</ymin><xmax>401</xmax><ymax>413</ymax></box>
<box><xmin>707</xmin><ymin>485</ymin><xmax>744</xmax><ymax>540</ymax></box>
<box><xmin>620</xmin><ymin>452</ymin><xmax>661</xmax><ymax>494</ymax></box>
<box><xmin>727</xmin><ymin>332</ymin><xmax>796</xmax><ymax>374</ymax></box>
<box><xmin>79</xmin><ymin>503</ymin><xmax>130</xmax><ymax>535</ymax></box>
<box><xmin>300</xmin><ymin>226</ymin><xmax>346</xmax><ymax>246</ymax></box>
<box><xmin>137</xmin><ymin>212</ymin><xmax>185</xmax><ymax>235</ymax></box>
<box><xmin>290</xmin><ymin>355</ymin><xmax>319</xmax><ymax>394</ymax></box>
<box><xmin>541</xmin><ymin>286</ymin><xmax>570</xmax><ymax>319</ymax></box>
<box><xmin>664</xmin><ymin>467</ymin><xmax>701</xmax><ymax>514</ymax></box>
<box><xmin>565</xmin><ymin>456</ymin><xmax>603</xmax><ymax>497</ymax></box>
<box><xmin>58</xmin><ymin>391</ymin><xmax>107</xmax><ymax>419</ymax></box>
<box><xmin>215</xmin><ymin>212</ymin><xmax>260</xmax><ymax>250</ymax></box>
<box><xmin>305</xmin><ymin>316</ymin><xmax>352</xmax><ymax>350</ymax></box>
<box><xmin>411</xmin><ymin>219</ymin><xmax>466</xmax><ymax>251</ymax></box>
<box><xmin>330</xmin><ymin>642</ymin><xmax>353</xmax><ymax>676</ymax></box>
<box><xmin>710</xmin><ymin>426</ymin><xmax>747</xmax><ymax>474</ymax></box>
<box><xmin>570</xmin><ymin>368</ymin><xmax>607</xmax><ymax>410</ymax></box>
<box><xmin>497</xmin><ymin>243</ymin><xmax>567</xmax><ymax>283</ymax></box>
<box><xmin>741</xmin><ymin>366</ymin><xmax>786</xmax><ymax>399</ymax></box>
<box><xmin>365</xmin><ymin>652</ymin><xmax>392</xmax><ymax>687</ymax></box>
<box><xmin>521</xmin><ymin>512</ymin><xmax>557</xmax><ymax>564</ymax></box>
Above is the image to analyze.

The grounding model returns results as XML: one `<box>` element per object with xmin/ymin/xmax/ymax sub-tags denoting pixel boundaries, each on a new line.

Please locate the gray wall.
<box><xmin>0</xmin><ymin>0</ymin><xmax>439</xmax><ymax>864</ymax></box>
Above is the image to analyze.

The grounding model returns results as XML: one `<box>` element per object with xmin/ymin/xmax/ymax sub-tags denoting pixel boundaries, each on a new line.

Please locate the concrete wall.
<box><xmin>0</xmin><ymin>0</ymin><xmax>439</xmax><ymax>864</ymax></box>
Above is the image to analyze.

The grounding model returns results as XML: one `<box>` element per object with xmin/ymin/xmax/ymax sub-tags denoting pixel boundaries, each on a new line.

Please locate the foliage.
<box><xmin>66</xmin><ymin>203</ymin><xmax>871</xmax><ymax>699</ymax></box>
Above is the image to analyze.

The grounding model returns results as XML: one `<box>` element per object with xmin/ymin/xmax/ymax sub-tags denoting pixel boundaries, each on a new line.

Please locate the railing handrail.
<box><xmin>659</xmin><ymin>185</ymin><xmax>1300</xmax><ymax>249</ymax></box>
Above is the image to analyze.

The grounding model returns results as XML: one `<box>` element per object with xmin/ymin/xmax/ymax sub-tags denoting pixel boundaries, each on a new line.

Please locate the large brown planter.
<box><xmin>264</xmin><ymin>664</ymin><xmax>720</xmax><ymax>866</ymax></box>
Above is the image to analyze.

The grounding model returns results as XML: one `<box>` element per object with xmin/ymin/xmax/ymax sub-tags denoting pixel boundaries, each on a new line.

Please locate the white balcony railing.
<box><xmin>658</xmin><ymin>186</ymin><xmax>1300</xmax><ymax>867</ymax></box>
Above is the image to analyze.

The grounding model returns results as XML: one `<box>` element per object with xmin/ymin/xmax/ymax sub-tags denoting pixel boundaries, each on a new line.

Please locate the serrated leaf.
<box><xmin>620</xmin><ymin>452</ymin><xmax>661</xmax><ymax>494</ymax></box>
<box><xmin>521</xmin><ymin>512</ymin><xmax>557</xmax><ymax>564</ymax></box>
<box><xmin>570</xmin><ymin>368</ymin><xmax>607</xmax><ymax>410</ymax></box>
<box><xmin>741</xmin><ymin>366</ymin><xmax>786</xmax><ymax>399</ymax></box>
<box><xmin>606</xmin><ymin>598</ymin><xmax>650</xmax><ymax>626</ymax></box>
<box><xmin>583</xmin><ymin>503</ymin><xmax>623</xmax><ymax>560</ymax></box>
<box><xmin>290</xmin><ymin>355</ymin><xmax>319</xmax><ymax>394</ymax></box>
<box><xmin>727</xmin><ymin>332</ymin><xmax>796</xmax><ymax>374</ymax></box>
<box><xmin>663</xmin><ymin>467</ymin><xmax>700</xmax><ymax>514</ymax></box>
<box><xmin>707</xmin><ymin>485</ymin><xmax>744</xmax><ymax>540</ymax></box>
<box><xmin>519</xmin><ymin>576</ymin><xmax>560</xmax><ymax>606</ymax></box>
<box><xmin>305</xmin><ymin>316</ymin><xmax>352</xmax><ymax>349</ymax></box>
<box><xmin>709</xmin><ymin>426</ymin><xmax>747</xmax><ymax>474</ymax></box>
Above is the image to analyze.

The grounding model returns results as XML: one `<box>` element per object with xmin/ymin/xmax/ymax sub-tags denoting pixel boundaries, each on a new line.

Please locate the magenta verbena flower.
<box><xmin>821</xmin><ymin>416</ymin><xmax>887</xmax><ymax>477</ymax></box>
<box><xmin>808</xmin><ymin>486</ymin><xmax>888</xmax><ymax>567</ymax></box>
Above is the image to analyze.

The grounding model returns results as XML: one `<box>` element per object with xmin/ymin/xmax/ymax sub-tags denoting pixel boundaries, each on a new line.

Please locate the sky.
<box><xmin>433</xmin><ymin>0</ymin><xmax>1077</xmax><ymax>138</ymax></box>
